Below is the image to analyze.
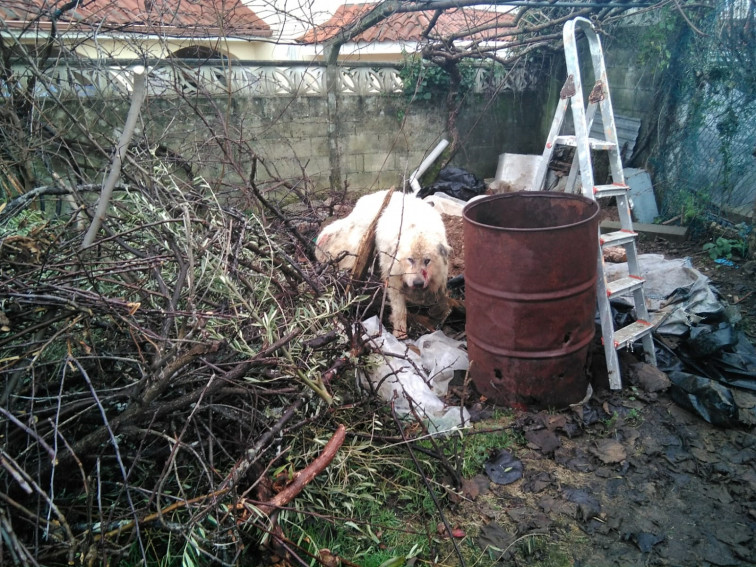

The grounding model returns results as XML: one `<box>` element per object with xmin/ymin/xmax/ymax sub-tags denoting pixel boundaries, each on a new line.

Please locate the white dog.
<box><xmin>315</xmin><ymin>190</ymin><xmax>451</xmax><ymax>338</ymax></box>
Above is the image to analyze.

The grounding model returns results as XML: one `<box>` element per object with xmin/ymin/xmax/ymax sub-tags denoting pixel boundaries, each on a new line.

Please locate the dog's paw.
<box><xmin>392</xmin><ymin>328</ymin><xmax>409</xmax><ymax>340</ymax></box>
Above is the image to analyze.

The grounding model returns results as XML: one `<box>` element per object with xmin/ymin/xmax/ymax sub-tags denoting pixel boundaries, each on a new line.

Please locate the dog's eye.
<box><xmin>407</xmin><ymin>258</ymin><xmax>415</xmax><ymax>265</ymax></box>
<box><xmin>423</xmin><ymin>258</ymin><xmax>431</xmax><ymax>267</ymax></box>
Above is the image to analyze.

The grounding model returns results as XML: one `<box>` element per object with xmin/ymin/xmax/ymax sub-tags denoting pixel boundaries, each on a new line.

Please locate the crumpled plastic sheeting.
<box><xmin>710</xmin><ymin>332</ymin><xmax>756</xmax><ymax>391</ymax></box>
<box><xmin>668</xmin><ymin>371</ymin><xmax>739</xmax><ymax>427</ymax></box>
<box><xmin>670</xmin><ymin>324</ymin><xmax>756</xmax><ymax>392</ymax></box>
<box><xmin>603</xmin><ymin>254</ymin><xmax>724</xmax><ymax>335</ymax></box>
<box><xmin>606</xmin><ymin>254</ymin><xmax>756</xmax><ymax>424</ymax></box>
<box><xmin>357</xmin><ymin>316</ymin><xmax>470</xmax><ymax>433</ymax></box>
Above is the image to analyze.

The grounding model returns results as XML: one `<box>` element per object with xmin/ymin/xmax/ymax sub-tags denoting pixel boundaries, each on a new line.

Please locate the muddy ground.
<box><xmin>436</xmin><ymin>213</ymin><xmax>755</xmax><ymax>566</ymax></box>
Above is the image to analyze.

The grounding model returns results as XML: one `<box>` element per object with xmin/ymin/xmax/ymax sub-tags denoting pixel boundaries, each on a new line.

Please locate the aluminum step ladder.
<box><xmin>531</xmin><ymin>17</ymin><xmax>656</xmax><ymax>389</ymax></box>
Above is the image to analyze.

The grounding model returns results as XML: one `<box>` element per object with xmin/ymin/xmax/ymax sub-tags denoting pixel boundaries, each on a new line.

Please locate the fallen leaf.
<box><xmin>318</xmin><ymin>548</ymin><xmax>341</xmax><ymax>567</ymax></box>
<box><xmin>484</xmin><ymin>450</ymin><xmax>524</xmax><ymax>485</ymax></box>
<box><xmin>591</xmin><ymin>438</ymin><xmax>627</xmax><ymax>464</ymax></box>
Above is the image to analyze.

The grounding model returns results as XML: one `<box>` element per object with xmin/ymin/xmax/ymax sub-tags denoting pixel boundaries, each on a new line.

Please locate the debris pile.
<box><xmin>606</xmin><ymin>253</ymin><xmax>756</xmax><ymax>425</ymax></box>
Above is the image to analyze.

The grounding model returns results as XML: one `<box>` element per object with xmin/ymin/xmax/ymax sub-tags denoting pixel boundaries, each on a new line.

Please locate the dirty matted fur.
<box><xmin>315</xmin><ymin>190</ymin><xmax>451</xmax><ymax>337</ymax></box>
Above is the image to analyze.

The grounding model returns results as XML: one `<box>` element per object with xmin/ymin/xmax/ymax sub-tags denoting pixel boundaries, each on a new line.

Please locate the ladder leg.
<box><xmin>531</xmin><ymin>17</ymin><xmax>658</xmax><ymax>392</ymax></box>
<box><xmin>531</xmin><ymin>82</ymin><xmax>571</xmax><ymax>191</ymax></box>
<box><xmin>641</xmin><ymin>332</ymin><xmax>657</xmax><ymax>366</ymax></box>
<box><xmin>565</xmin><ymin>97</ymin><xmax>600</xmax><ymax>194</ymax></box>
<box><xmin>596</xmin><ymin>245</ymin><xmax>622</xmax><ymax>389</ymax></box>
<box><xmin>564</xmin><ymin>145</ymin><xmax>581</xmax><ymax>194</ymax></box>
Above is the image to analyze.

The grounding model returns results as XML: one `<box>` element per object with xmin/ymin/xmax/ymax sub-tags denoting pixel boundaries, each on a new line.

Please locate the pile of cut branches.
<box><xmin>0</xmin><ymin>174</ymin><xmax>380</xmax><ymax>565</ymax></box>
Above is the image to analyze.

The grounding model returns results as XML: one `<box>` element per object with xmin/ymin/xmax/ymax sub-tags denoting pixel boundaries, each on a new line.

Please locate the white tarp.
<box><xmin>604</xmin><ymin>254</ymin><xmax>728</xmax><ymax>335</ymax></box>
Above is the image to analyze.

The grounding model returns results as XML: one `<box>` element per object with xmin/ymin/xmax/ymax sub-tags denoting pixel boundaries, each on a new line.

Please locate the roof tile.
<box><xmin>299</xmin><ymin>4</ymin><xmax>515</xmax><ymax>44</ymax></box>
<box><xmin>0</xmin><ymin>0</ymin><xmax>272</xmax><ymax>37</ymax></box>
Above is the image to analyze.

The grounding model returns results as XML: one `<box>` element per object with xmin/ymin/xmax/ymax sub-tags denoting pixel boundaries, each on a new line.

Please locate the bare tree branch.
<box><xmin>82</xmin><ymin>67</ymin><xmax>147</xmax><ymax>248</ymax></box>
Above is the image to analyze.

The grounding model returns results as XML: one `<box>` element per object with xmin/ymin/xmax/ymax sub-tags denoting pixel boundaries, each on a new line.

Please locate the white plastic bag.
<box><xmin>357</xmin><ymin>317</ymin><xmax>470</xmax><ymax>433</ymax></box>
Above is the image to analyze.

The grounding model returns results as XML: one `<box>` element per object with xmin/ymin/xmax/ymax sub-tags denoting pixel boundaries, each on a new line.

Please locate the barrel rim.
<box><xmin>463</xmin><ymin>191</ymin><xmax>599</xmax><ymax>232</ymax></box>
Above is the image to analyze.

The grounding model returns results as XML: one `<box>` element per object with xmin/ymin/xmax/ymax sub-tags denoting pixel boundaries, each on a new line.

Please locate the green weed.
<box><xmin>703</xmin><ymin>236</ymin><xmax>747</xmax><ymax>260</ymax></box>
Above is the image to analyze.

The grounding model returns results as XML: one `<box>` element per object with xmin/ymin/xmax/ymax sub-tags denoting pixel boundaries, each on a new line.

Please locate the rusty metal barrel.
<box><xmin>463</xmin><ymin>192</ymin><xmax>599</xmax><ymax>410</ymax></box>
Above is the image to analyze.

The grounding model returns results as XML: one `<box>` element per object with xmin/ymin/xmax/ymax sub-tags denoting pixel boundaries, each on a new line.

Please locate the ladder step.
<box><xmin>552</xmin><ymin>135</ymin><xmax>617</xmax><ymax>151</ymax></box>
<box><xmin>611</xmin><ymin>319</ymin><xmax>654</xmax><ymax>350</ymax></box>
<box><xmin>606</xmin><ymin>275</ymin><xmax>645</xmax><ymax>298</ymax></box>
<box><xmin>600</xmin><ymin>230</ymin><xmax>637</xmax><ymax>247</ymax></box>
<box><xmin>593</xmin><ymin>183</ymin><xmax>629</xmax><ymax>198</ymax></box>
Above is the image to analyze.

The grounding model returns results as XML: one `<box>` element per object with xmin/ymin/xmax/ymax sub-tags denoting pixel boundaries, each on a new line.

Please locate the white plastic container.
<box><xmin>493</xmin><ymin>153</ymin><xmax>542</xmax><ymax>192</ymax></box>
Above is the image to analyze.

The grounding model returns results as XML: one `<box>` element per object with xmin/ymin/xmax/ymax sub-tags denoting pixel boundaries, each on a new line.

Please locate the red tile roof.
<box><xmin>0</xmin><ymin>0</ymin><xmax>272</xmax><ymax>38</ymax></box>
<box><xmin>299</xmin><ymin>4</ymin><xmax>515</xmax><ymax>44</ymax></box>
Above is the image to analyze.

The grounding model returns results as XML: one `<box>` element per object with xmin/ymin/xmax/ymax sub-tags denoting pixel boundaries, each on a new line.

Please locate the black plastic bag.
<box><xmin>687</xmin><ymin>322</ymin><xmax>738</xmax><ymax>357</ymax></box>
<box><xmin>678</xmin><ymin>326</ymin><xmax>756</xmax><ymax>392</ymax></box>
<box><xmin>668</xmin><ymin>371</ymin><xmax>738</xmax><ymax>427</ymax></box>
<box><xmin>417</xmin><ymin>167</ymin><xmax>486</xmax><ymax>201</ymax></box>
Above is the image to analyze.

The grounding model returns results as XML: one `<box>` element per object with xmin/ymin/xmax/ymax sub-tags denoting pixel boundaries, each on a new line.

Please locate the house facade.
<box><xmin>0</xmin><ymin>0</ymin><xmax>273</xmax><ymax>60</ymax></box>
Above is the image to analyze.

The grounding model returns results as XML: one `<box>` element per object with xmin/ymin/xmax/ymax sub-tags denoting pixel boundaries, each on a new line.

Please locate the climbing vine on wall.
<box><xmin>635</xmin><ymin>6</ymin><xmax>684</xmax><ymax>72</ymax></box>
<box><xmin>398</xmin><ymin>55</ymin><xmax>478</xmax><ymax>102</ymax></box>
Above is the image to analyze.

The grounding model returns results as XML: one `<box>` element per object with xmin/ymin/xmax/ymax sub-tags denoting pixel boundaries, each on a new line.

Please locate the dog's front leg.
<box><xmin>428</xmin><ymin>290</ymin><xmax>451</xmax><ymax>326</ymax></box>
<box><xmin>386</xmin><ymin>282</ymin><xmax>408</xmax><ymax>339</ymax></box>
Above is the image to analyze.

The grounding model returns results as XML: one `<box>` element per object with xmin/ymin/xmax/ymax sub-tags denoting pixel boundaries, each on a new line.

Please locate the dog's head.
<box><xmin>392</xmin><ymin>238</ymin><xmax>450</xmax><ymax>293</ymax></box>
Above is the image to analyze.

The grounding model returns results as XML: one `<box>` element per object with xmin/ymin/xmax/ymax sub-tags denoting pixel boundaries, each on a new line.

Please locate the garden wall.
<box><xmin>44</xmin><ymin>42</ymin><xmax>659</xmax><ymax>198</ymax></box>
<box><xmin>135</xmin><ymin>88</ymin><xmax>550</xmax><ymax>195</ymax></box>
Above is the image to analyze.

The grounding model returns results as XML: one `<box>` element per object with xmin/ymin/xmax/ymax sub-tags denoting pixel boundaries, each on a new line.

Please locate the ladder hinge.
<box><xmin>589</xmin><ymin>80</ymin><xmax>605</xmax><ymax>104</ymax></box>
<box><xmin>560</xmin><ymin>75</ymin><xmax>576</xmax><ymax>99</ymax></box>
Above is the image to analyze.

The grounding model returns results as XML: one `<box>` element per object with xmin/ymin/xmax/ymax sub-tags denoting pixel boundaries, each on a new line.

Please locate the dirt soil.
<box><xmin>435</xmin><ymin>213</ymin><xmax>756</xmax><ymax>566</ymax></box>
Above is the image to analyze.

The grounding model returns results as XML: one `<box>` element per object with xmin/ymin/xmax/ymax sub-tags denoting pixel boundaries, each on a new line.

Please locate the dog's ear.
<box><xmin>438</xmin><ymin>243</ymin><xmax>451</xmax><ymax>258</ymax></box>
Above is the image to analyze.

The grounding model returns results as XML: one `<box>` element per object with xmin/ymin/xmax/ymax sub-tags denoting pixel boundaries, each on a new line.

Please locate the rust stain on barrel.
<box><xmin>463</xmin><ymin>192</ymin><xmax>599</xmax><ymax>409</ymax></box>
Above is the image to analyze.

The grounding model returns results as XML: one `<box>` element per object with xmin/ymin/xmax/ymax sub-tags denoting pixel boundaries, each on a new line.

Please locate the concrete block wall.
<box><xmin>601</xmin><ymin>26</ymin><xmax>661</xmax><ymax>165</ymax></box>
<box><xmin>69</xmin><ymin>48</ymin><xmax>653</xmax><ymax>200</ymax></box>
<box><xmin>136</xmin><ymin>90</ymin><xmax>544</xmax><ymax>197</ymax></box>
<box><xmin>603</xmin><ymin>26</ymin><xmax>660</xmax><ymax>118</ymax></box>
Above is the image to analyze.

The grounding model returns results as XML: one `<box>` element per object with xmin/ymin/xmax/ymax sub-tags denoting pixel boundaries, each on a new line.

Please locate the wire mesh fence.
<box><xmin>654</xmin><ymin>1</ymin><xmax>755</xmax><ymax>228</ymax></box>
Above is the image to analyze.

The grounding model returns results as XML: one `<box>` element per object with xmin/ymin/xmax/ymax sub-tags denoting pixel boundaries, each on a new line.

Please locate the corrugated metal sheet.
<box><xmin>299</xmin><ymin>4</ymin><xmax>515</xmax><ymax>44</ymax></box>
<box><xmin>0</xmin><ymin>0</ymin><xmax>271</xmax><ymax>38</ymax></box>
<box><xmin>590</xmin><ymin>113</ymin><xmax>641</xmax><ymax>163</ymax></box>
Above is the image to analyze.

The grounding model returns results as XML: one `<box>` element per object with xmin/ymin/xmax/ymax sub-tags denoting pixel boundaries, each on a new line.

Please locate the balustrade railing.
<box><xmin>4</xmin><ymin>59</ymin><xmax>533</xmax><ymax>98</ymax></box>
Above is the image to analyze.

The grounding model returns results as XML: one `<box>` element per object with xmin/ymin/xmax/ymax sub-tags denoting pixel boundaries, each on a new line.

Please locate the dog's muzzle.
<box><xmin>411</xmin><ymin>276</ymin><xmax>426</xmax><ymax>289</ymax></box>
